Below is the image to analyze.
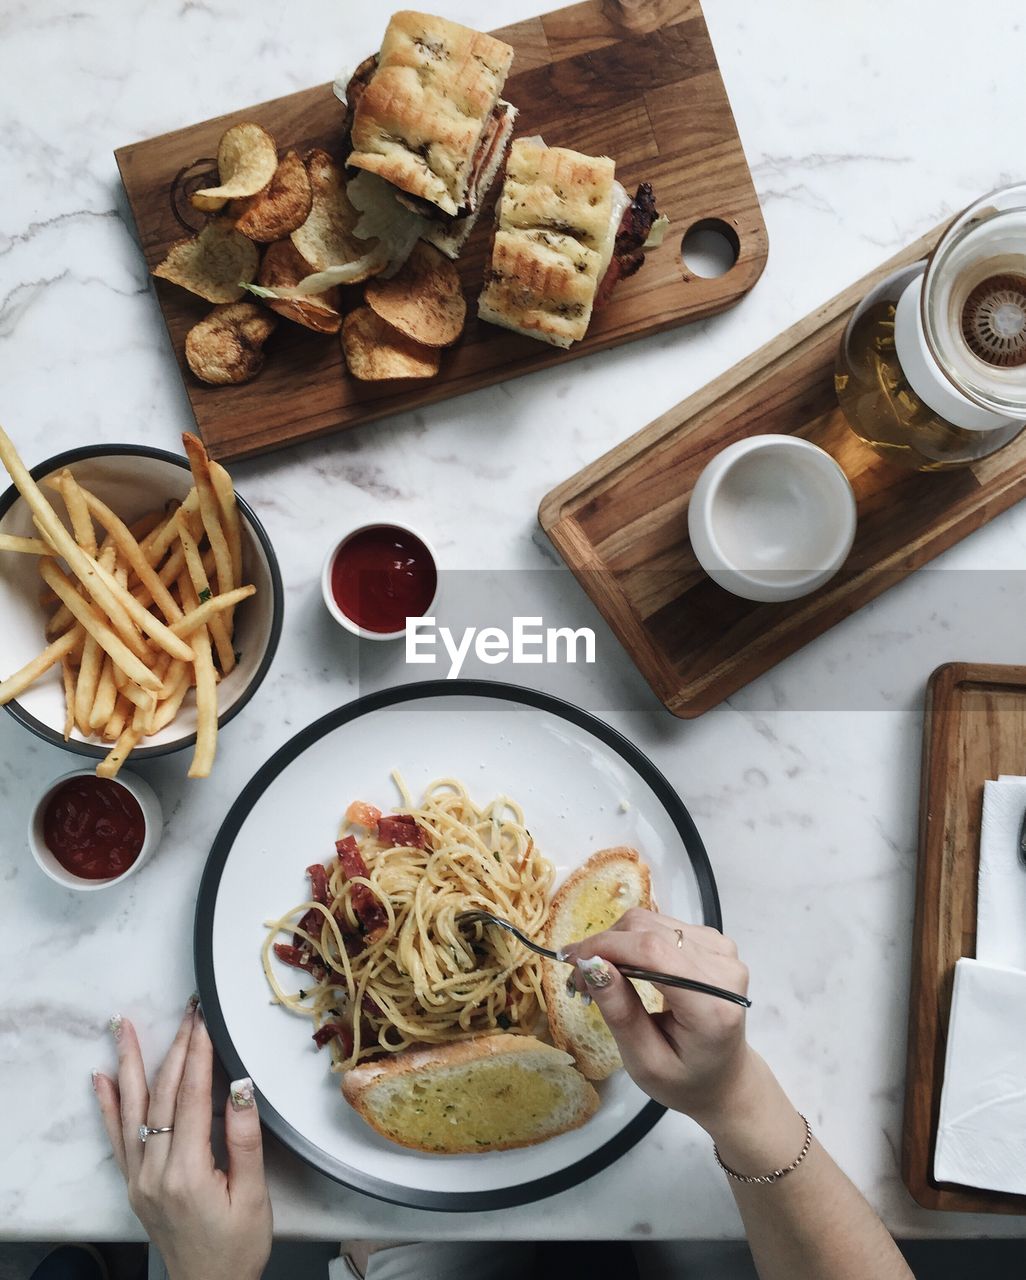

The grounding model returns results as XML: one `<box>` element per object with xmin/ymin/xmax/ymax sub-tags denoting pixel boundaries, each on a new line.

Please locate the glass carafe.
<box><xmin>836</xmin><ymin>184</ymin><xmax>1026</xmax><ymax>471</ymax></box>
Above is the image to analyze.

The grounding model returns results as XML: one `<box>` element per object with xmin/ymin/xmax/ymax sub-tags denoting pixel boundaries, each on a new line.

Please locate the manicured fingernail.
<box><xmin>186</xmin><ymin>992</ymin><xmax>199</xmax><ymax>1013</ymax></box>
<box><xmin>555</xmin><ymin>946</ymin><xmax>570</xmax><ymax>963</ymax></box>
<box><xmin>577</xmin><ymin>956</ymin><xmax>612</xmax><ymax>989</ymax></box>
<box><xmin>230</xmin><ymin>1077</ymin><xmax>255</xmax><ymax>1110</ymax></box>
<box><xmin>564</xmin><ymin>971</ymin><xmax>578</xmax><ymax>1000</ymax></box>
<box><xmin>108</xmin><ymin>1014</ymin><xmax>123</xmax><ymax>1042</ymax></box>
<box><xmin>90</xmin><ymin>1069</ymin><xmax>101</xmax><ymax>1092</ymax></box>
<box><xmin>580</xmin><ymin>991</ymin><xmax>593</xmax><ymax>1008</ymax></box>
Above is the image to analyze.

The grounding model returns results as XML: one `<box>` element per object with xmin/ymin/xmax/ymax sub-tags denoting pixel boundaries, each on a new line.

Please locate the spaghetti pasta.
<box><xmin>262</xmin><ymin>775</ymin><xmax>556</xmax><ymax>1071</ymax></box>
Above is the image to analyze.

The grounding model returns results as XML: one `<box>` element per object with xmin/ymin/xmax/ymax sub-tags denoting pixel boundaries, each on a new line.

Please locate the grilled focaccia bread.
<box><xmin>341</xmin><ymin>1034</ymin><xmax>599</xmax><ymax>1153</ymax></box>
<box><xmin>542</xmin><ymin>847</ymin><xmax>663</xmax><ymax>1080</ymax></box>
<box><xmin>479</xmin><ymin>138</ymin><xmax>666</xmax><ymax>346</ymax></box>
<box><xmin>348</xmin><ymin>12</ymin><xmax>515</xmax><ymax>221</ymax></box>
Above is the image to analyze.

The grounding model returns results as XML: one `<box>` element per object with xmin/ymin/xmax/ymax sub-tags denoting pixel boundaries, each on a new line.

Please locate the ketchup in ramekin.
<box><xmin>29</xmin><ymin>769</ymin><xmax>161</xmax><ymax>890</ymax></box>
<box><xmin>42</xmin><ymin>776</ymin><xmax>146</xmax><ymax>879</ymax></box>
<box><xmin>324</xmin><ymin>524</ymin><xmax>437</xmax><ymax>638</ymax></box>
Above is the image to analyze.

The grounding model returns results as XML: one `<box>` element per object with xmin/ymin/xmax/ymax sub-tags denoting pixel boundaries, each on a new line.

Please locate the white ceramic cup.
<box><xmin>28</xmin><ymin>768</ymin><xmax>163</xmax><ymax>891</ymax></box>
<box><xmin>321</xmin><ymin>522</ymin><xmax>439</xmax><ymax>641</ymax></box>
<box><xmin>687</xmin><ymin>435</ymin><xmax>857</xmax><ymax>603</ymax></box>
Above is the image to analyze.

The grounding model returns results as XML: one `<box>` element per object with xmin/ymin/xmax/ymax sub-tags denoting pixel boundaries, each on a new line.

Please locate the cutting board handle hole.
<box><xmin>681</xmin><ymin>219</ymin><xmax>740</xmax><ymax>280</ymax></box>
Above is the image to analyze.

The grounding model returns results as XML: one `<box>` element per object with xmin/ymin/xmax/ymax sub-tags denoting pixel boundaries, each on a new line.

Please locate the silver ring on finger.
<box><xmin>139</xmin><ymin>1125</ymin><xmax>174</xmax><ymax>1144</ymax></box>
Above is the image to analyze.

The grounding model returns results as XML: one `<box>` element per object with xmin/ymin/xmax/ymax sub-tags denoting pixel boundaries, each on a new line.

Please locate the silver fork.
<box><xmin>456</xmin><ymin>910</ymin><xmax>752</xmax><ymax>1009</ymax></box>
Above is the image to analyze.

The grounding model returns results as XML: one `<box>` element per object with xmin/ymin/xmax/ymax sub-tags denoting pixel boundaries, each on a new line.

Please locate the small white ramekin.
<box><xmin>320</xmin><ymin>522</ymin><xmax>439</xmax><ymax>641</ymax></box>
<box><xmin>687</xmin><ymin>435</ymin><xmax>857</xmax><ymax>603</ymax></box>
<box><xmin>28</xmin><ymin>769</ymin><xmax>163</xmax><ymax>891</ymax></box>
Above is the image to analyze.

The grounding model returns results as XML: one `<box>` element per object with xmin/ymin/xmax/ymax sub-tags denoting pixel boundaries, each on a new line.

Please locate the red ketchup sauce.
<box><xmin>331</xmin><ymin>525</ymin><xmax>437</xmax><ymax>634</ymax></box>
<box><xmin>42</xmin><ymin>777</ymin><xmax>145</xmax><ymax>880</ymax></box>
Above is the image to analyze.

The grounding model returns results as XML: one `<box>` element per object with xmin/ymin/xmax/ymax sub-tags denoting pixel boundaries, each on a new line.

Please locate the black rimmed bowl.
<box><xmin>0</xmin><ymin>443</ymin><xmax>283</xmax><ymax>759</ymax></box>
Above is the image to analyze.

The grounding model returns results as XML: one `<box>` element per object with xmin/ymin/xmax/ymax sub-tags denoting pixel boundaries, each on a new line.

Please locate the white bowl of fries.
<box><xmin>0</xmin><ymin>432</ymin><xmax>282</xmax><ymax>778</ymax></box>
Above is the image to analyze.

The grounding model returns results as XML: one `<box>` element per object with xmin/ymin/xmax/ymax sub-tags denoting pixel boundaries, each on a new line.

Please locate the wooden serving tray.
<box><xmin>540</xmin><ymin>227</ymin><xmax>1026</xmax><ymax>717</ymax></box>
<box><xmin>115</xmin><ymin>0</ymin><xmax>768</xmax><ymax>461</ymax></box>
<box><xmin>903</xmin><ymin>663</ymin><xmax>1026</xmax><ymax>1214</ymax></box>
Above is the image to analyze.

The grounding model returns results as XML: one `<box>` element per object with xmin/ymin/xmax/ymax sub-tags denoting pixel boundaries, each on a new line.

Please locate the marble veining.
<box><xmin>1</xmin><ymin>0</ymin><xmax>1025</xmax><ymax>1244</ymax></box>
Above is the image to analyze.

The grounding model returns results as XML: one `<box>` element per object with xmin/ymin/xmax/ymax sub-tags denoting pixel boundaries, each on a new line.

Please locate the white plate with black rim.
<box><xmin>195</xmin><ymin>680</ymin><xmax>719</xmax><ymax>1210</ymax></box>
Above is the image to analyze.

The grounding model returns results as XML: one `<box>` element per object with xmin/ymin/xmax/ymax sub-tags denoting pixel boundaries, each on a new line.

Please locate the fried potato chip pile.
<box><xmin>152</xmin><ymin>120</ymin><xmax>468</xmax><ymax>386</ymax></box>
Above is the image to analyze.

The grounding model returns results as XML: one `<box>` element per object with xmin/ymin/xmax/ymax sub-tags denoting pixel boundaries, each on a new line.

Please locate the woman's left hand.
<box><xmin>93</xmin><ymin>998</ymin><xmax>273</xmax><ymax>1280</ymax></box>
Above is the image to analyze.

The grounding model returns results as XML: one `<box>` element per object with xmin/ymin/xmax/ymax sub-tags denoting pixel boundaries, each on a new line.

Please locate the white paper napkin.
<box><xmin>977</xmin><ymin>778</ymin><xmax>1026</xmax><ymax>970</ymax></box>
<box><xmin>932</xmin><ymin>776</ymin><xmax>1026</xmax><ymax>1192</ymax></box>
<box><xmin>933</xmin><ymin>957</ymin><xmax>1026</xmax><ymax>1194</ymax></box>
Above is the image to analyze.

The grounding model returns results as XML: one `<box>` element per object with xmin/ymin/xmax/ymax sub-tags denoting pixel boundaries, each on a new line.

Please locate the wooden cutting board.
<box><xmin>539</xmin><ymin>226</ymin><xmax>1026</xmax><ymax>717</ymax></box>
<box><xmin>904</xmin><ymin>663</ymin><xmax>1026</xmax><ymax>1214</ymax></box>
<box><xmin>114</xmin><ymin>0</ymin><xmax>768</xmax><ymax>461</ymax></box>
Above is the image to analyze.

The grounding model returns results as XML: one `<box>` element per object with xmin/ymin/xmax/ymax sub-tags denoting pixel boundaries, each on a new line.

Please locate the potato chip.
<box><xmin>193</xmin><ymin>122</ymin><xmax>279</xmax><ymax>202</ymax></box>
<box><xmin>185</xmin><ymin>303</ymin><xmax>276</xmax><ymax>384</ymax></box>
<box><xmin>256</xmin><ymin>241</ymin><xmax>342</xmax><ymax>334</ymax></box>
<box><xmin>342</xmin><ymin>307</ymin><xmax>440</xmax><ymax>381</ymax></box>
<box><xmin>291</xmin><ymin>149</ymin><xmax>383</xmax><ymax>283</ymax></box>
<box><xmin>231</xmin><ymin>150</ymin><xmax>312</xmax><ymax>243</ymax></box>
<box><xmin>153</xmin><ymin>220</ymin><xmax>259</xmax><ymax>304</ymax></box>
<box><xmin>364</xmin><ymin>241</ymin><xmax>466</xmax><ymax>347</ymax></box>
<box><xmin>190</xmin><ymin>191</ymin><xmax>228</xmax><ymax>214</ymax></box>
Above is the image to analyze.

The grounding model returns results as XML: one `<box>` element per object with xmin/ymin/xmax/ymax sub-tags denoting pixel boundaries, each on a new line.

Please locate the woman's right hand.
<box><xmin>561</xmin><ymin>910</ymin><xmax>754</xmax><ymax>1130</ymax></box>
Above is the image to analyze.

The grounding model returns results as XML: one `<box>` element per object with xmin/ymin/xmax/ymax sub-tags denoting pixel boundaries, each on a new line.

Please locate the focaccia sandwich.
<box><xmin>478</xmin><ymin>138</ymin><xmax>667</xmax><ymax>348</ymax></box>
<box><xmin>346</xmin><ymin>11</ymin><xmax>517</xmax><ymax>259</ymax></box>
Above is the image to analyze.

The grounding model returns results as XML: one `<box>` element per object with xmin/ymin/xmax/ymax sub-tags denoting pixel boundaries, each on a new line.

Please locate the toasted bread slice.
<box><xmin>478</xmin><ymin>139</ymin><xmax>617</xmax><ymax>347</ymax></box>
<box><xmin>341</xmin><ymin>1034</ymin><xmax>599</xmax><ymax>1153</ymax></box>
<box><xmin>542</xmin><ymin>847</ymin><xmax>662</xmax><ymax>1080</ymax></box>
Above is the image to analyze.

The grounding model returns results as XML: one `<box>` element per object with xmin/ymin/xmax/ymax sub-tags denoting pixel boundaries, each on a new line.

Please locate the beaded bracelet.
<box><xmin>714</xmin><ymin>1113</ymin><xmax>813</xmax><ymax>1185</ymax></box>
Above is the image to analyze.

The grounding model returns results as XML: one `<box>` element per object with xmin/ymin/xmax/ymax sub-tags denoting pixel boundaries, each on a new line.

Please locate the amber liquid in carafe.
<box><xmin>835</xmin><ymin>267</ymin><xmax>1025</xmax><ymax>471</ymax></box>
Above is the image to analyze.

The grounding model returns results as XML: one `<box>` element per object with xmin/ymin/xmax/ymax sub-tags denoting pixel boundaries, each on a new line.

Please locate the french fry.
<box><xmin>171</xmin><ymin>584</ymin><xmax>255</xmax><ymax>639</ymax></box>
<box><xmin>129</xmin><ymin>510</ymin><xmax>164</xmax><ymax>542</ymax></box>
<box><xmin>0</xmin><ymin>533</ymin><xmax>49</xmax><ymax>555</ymax></box>
<box><xmin>89</xmin><ymin>655</ymin><xmax>117</xmax><ymax>731</ymax></box>
<box><xmin>151</xmin><ymin>650</ymin><xmax>172</xmax><ymax>684</ymax></box>
<box><xmin>0</xmin><ymin>425</ymin><xmax>155</xmax><ymax>662</ymax></box>
<box><xmin>210</xmin><ymin>460</ymin><xmax>243</xmax><ymax>589</ymax></box>
<box><xmin>175</xmin><ymin>510</ymin><xmax>236</xmax><ymax>674</ymax></box>
<box><xmin>61</xmin><ymin>659</ymin><xmax>76</xmax><ymax>741</ymax></box>
<box><xmin>151</xmin><ymin>678</ymin><xmax>191</xmax><ymax>734</ymax></box>
<box><xmin>104</xmin><ymin>692</ymin><xmax>131</xmax><ymax>742</ymax></box>
<box><xmin>120</xmin><ymin>681</ymin><xmax>158</xmax><ymax>714</ymax></box>
<box><xmin>76</xmin><ymin>636</ymin><xmax>102</xmax><ymax>736</ymax></box>
<box><xmin>47</xmin><ymin>475</ymin><xmax>184</xmax><ymax>623</ymax></box>
<box><xmin>75</xmin><ymin>546</ymin><xmax>116</xmax><ymax>733</ymax></box>
<box><xmin>182</xmin><ymin>433</ymin><xmax>234</xmax><ymax>600</ymax></box>
<box><xmin>180</xmin><ymin>574</ymin><xmax>218</xmax><ymax>779</ymax></box>
<box><xmin>0</xmin><ymin>624</ymin><xmax>83</xmax><ymax>705</ymax></box>
<box><xmin>144</xmin><ymin>489</ymin><xmax>199</xmax><ymax>565</ymax></box>
<box><xmin>46</xmin><ymin>601</ymin><xmax>74</xmax><ymax>638</ymax></box>
<box><xmin>87</xmin><ymin>555</ymin><xmax>194</xmax><ymax>662</ymax></box>
<box><xmin>56</xmin><ymin>468</ymin><xmax>97</xmax><ymax>557</ymax></box>
<box><xmin>97</xmin><ymin>725</ymin><xmax>142</xmax><ymax>780</ymax></box>
<box><xmin>38</xmin><ymin>559</ymin><xmax>160</xmax><ymax>692</ymax></box>
<box><xmin>158</xmin><ymin>658</ymin><xmax>190</xmax><ymax>701</ymax></box>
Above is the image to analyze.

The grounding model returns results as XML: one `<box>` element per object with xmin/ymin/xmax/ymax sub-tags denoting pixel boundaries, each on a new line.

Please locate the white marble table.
<box><xmin>2</xmin><ymin>0</ymin><xmax>1026</xmax><ymax>1244</ymax></box>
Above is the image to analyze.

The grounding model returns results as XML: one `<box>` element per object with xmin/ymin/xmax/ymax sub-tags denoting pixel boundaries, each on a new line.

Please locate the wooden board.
<box><xmin>114</xmin><ymin>0</ymin><xmax>767</xmax><ymax>461</ymax></box>
<box><xmin>903</xmin><ymin>662</ymin><xmax>1026</xmax><ymax>1214</ymax></box>
<box><xmin>539</xmin><ymin>227</ymin><xmax>1026</xmax><ymax>717</ymax></box>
